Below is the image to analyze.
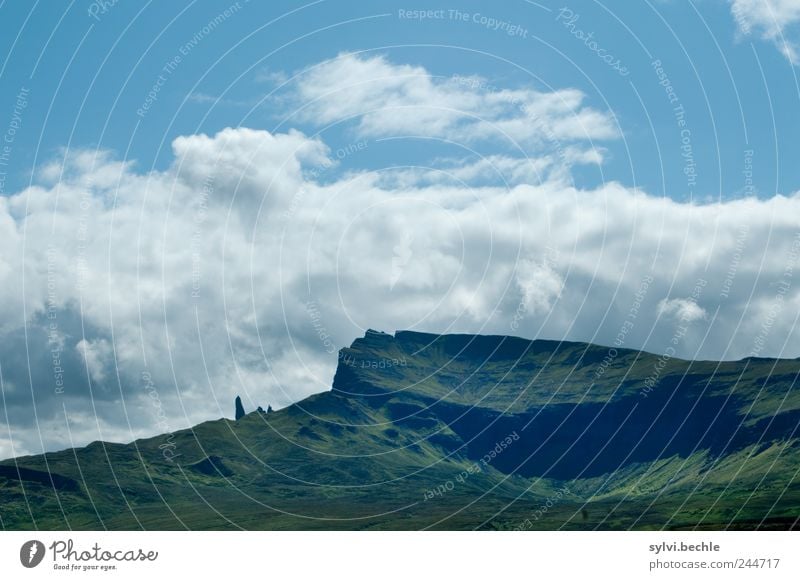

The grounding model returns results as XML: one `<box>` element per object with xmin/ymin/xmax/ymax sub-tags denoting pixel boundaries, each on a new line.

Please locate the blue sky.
<box><xmin>1</xmin><ymin>0</ymin><xmax>799</xmax><ymax>199</ymax></box>
<box><xmin>1</xmin><ymin>0</ymin><xmax>800</xmax><ymax>457</ymax></box>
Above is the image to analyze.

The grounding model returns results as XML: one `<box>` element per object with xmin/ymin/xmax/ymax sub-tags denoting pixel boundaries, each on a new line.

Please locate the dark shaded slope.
<box><xmin>333</xmin><ymin>330</ymin><xmax>800</xmax><ymax>479</ymax></box>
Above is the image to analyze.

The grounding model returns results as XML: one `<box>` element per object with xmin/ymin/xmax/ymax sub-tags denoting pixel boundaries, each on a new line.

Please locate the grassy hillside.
<box><xmin>1</xmin><ymin>330</ymin><xmax>798</xmax><ymax>530</ymax></box>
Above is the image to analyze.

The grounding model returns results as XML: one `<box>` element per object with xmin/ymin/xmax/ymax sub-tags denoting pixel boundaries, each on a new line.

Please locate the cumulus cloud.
<box><xmin>515</xmin><ymin>255</ymin><xmax>564</xmax><ymax>317</ymax></box>
<box><xmin>658</xmin><ymin>298</ymin><xmax>707</xmax><ymax>323</ymax></box>
<box><xmin>730</xmin><ymin>0</ymin><xmax>800</xmax><ymax>62</ymax></box>
<box><xmin>1</xmin><ymin>55</ymin><xmax>799</xmax><ymax>459</ymax></box>
<box><xmin>288</xmin><ymin>53</ymin><xmax>617</xmax><ymax>157</ymax></box>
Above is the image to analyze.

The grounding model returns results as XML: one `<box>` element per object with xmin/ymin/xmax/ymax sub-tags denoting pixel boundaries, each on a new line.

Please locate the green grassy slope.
<box><xmin>1</xmin><ymin>330</ymin><xmax>798</xmax><ymax>530</ymax></box>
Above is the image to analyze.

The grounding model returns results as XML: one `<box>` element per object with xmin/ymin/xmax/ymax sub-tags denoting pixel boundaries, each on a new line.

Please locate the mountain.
<box><xmin>1</xmin><ymin>329</ymin><xmax>799</xmax><ymax>530</ymax></box>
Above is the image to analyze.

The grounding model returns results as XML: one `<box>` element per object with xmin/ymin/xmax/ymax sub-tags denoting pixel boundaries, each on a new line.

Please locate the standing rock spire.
<box><xmin>234</xmin><ymin>396</ymin><xmax>245</xmax><ymax>421</ymax></box>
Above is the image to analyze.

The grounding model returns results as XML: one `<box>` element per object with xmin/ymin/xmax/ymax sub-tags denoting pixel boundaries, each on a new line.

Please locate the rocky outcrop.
<box><xmin>235</xmin><ymin>396</ymin><xmax>245</xmax><ymax>421</ymax></box>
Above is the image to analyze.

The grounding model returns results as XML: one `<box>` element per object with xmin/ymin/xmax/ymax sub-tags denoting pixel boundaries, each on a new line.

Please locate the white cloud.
<box><xmin>371</xmin><ymin>150</ymin><xmax>605</xmax><ymax>190</ymax></box>
<box><xmin>516</xmin><ymin>257</ymin><xmax>564</xmax><ymax>316</ymax></box>
<box><xmin>255</xmin><ymin>68</ymin><xmax>289</xmax><ymax>85</ymax></box>
<box><xmin>76</xmin><ymin>338</ymin><xmax>113</xmax><ymax>382</ymax></box>
<box><xmin>289</xmin><ymin>53</ymin><xmax>618</xmax><ymax>153</ymax></box>
<box><xmin>658</xmin><ymin>298</ymin><xmax>707</xmax><ymax>323</ymax></box>
<box><xmin>0</xmin><ymin>423</ymin><xmax>30</xmax><ymax>459</ymax></box>
<box><xmin>730</xmin><ymin>0</ymin><xmax>800</xmax><ymax>62</ymax></box>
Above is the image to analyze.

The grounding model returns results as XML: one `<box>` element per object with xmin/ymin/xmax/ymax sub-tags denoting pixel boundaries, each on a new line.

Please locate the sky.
<box><xmin>0</xmin><ymin>0</ymin><xmax>799</xmax><ymax>458</ymax></box>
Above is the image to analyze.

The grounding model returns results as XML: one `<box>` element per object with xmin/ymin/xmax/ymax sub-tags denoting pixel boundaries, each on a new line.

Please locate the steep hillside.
<box><xmin>1</xmin><ymin>330</ymin><xmax>798</xmax><ymax>530</ymax></box>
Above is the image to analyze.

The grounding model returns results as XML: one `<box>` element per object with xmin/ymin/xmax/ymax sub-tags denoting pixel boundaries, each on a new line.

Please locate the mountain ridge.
<box><xmin>1</xmin><ymin>329</ymin><xmax>798</xmax><ymax>530</ymax></box>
